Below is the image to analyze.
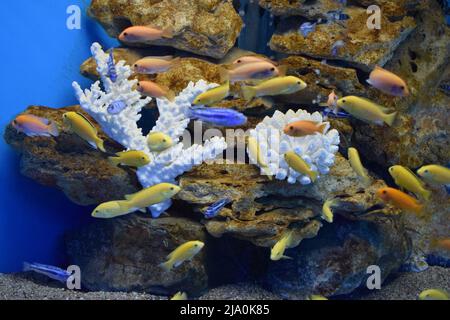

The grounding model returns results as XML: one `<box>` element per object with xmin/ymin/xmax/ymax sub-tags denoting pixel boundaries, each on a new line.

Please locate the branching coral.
<box><xmin>248</xmin><ymin>109</ymin><xmax>340</xmax><ymax>185</ymax></box>
<box><xmin>73</xmin><ymin>43</ymin><xmax>227</xmax><ymax>217</ymax></box>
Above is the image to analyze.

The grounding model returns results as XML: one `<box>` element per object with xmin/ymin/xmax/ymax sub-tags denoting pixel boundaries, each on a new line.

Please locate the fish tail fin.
<box><xmin>165</xmin><ymin>90</ymin><xmax>176</xmax><ymax>102</ymax></box>
<box><xmin>318</xmin><ymin>123</ymin><xmax>328</xmax><ymax>133</ymax></box>
<box><xmin>219</xmin><ymin>67</ymin><xmax>230</xmax><ymax>83</ymax></box>
<box><xmin>310</xmin><ymin>171</ymin><xmax>318</xmax><ymax>183</ymax></box>
<box><xmin>48</xmin><ymin>122</ymin><xmax>59</xmax><ymax>137</ymax></box>
<box><xmin>170</xmin><ymin>57</ymin><xmax>181</xmax><ymax>68</ymax></box>
<box><xmin>159</xmin><ymin>260</ymin><xmax>173</xmax><ymax>272</ymax></box>
<box><xmin>162</xmin><ymin>26</ymin><xmax>174</xmax><ymax>39</ymax></box>
<box><xmin>23</xmin><ymin>262</ymin><xmax>32</xmax><ymax>272</ymax></box>
<box><xmin>96</xmin><ymin>138</ymin><xmax>106</xmax><ymax>153</ymax></box>
<box><xmin>108</xmin><ymin>156</ymin><xmax>120</xmax><ymax>167</ymax></box>
<box><xmin>422</xmin><ymin>189</ymin><xmax>432</xmax><ymax>202</ymax></box>
<box><xmin>277</xmin><ymin>65</ymin><xmax>288</xmax><ymax>76</ymax></box>
<box><xmin>241</xmin><ymin>86</ymin><xmax>256</xmax><ymax>102</ymax></box>
<box><xmin>384</xmin><ymin>112</ymin><xmax>397</xmax><ymax>127</ymax></box>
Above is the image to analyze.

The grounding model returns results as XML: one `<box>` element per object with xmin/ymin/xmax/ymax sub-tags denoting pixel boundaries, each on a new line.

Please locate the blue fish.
<box><xmin>331</xmin><ymin>40</ymin><xmax>345</xmax><ymax>56</ymax></box>
<box><xmin>23</xmin><ymin>262</ymin><xmax>71</xmax><ymax>283</ymax></box>
<box><xmin>204</xmin><ymin>198</ymin><xmax>232</xmax><ymax>219</ymax></box>
<box><xmin>439</xmin><ymin>81</ymin><xmax>450</xmax><ymax>94</ymax></box>
<box><xmin>107</xmin><ymin>100</ymin><xmax>127</xmax><ymax>115</ymax></box>
<box><xmin>326</xmin><ymin>10</ymin><xmax>350</xmax><ymax>22</ymax></box>
<box><xmin>299</xmin><ymin>22</ymin><xmax>316</xmax><ymax>37</ymax></box>
<box><xmin>188</xmin><ymin>107</ymin><xmax>247</xmax><ymax>127</ymax></box>
<box><xmin>322</xmin><ymin>108</ymin><xmax>350</xmax><ymax>119</ymax></box>
<box><xmin>107</xmin><ymin>50</ymin><xmax>118</xmax><ymax>83</ymax></box>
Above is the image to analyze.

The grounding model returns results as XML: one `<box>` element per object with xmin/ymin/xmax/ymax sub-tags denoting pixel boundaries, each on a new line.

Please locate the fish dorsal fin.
<box><xmin>143</xmin><ymin>55</ymin><xmax>174</xmax><ymax>61</ymax></box>
<box><xmin>124</xmin><ymin>190</ymin><xmax>141</xmax><ymax>201</ymax></box>
<box><xmin>76</xmin><ymin>112</ymin><xmax>97</xmax><ymax>132</ymax></box>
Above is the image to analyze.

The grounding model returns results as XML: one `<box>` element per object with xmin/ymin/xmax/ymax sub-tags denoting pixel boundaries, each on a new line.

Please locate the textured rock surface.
<box><xmin>88</xmin><ymin>0</ymin><xmax>243</xmax><ymax>59</ymax></box>
<box><xmin>269</xmin><ymin>6</ymin><xmax>416</xmax><ymax>69</ymax></box>
<box><xmin>66</xmin><ymin>216</ymin><xmax>209</xmax><ymax>296</ymax></box>
<box><xmin>266</xmin><ymin>212</ymin><xmax>411</xmax><ymax>298</ymax></box>
<box><xmin>4</xmin><ymin>105</ymin><xmax>139</xmax><ymax>206</ymax></box>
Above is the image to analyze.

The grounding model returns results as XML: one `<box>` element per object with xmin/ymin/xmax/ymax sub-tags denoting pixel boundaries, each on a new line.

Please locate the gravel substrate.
<box><xmin>0</xmin><ymin>267</ymin><xmax>448</xmax><ymax>300</ymax></box>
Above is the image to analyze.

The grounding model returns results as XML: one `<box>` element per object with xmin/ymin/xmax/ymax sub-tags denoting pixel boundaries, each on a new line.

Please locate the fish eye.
<box><xmin>142</xmin><ymin>157</ymin><xmax>146</xmax><ymax>160</ymax></box>
<box><xmin>237</xmin><ymin>60</ymin><xmax>241</xmax><ymax>63</ymax></box>
<box><xmin>194</xmin><ymin>244</ymin><xmax>198</xmax><ymax>247</ymax></box>
<box><xmin>137</xmin><ymin>83</ymin><xmax>141</xmax><ymax>86</ymax></box>
<box><xmin>382</xmin><ymin>190</ymin><xmax>387</xmax><ymax>194</ymax></box>
<box><xmin>400</xmin><ymin>86</ymin><xmax>405</xmax><ymax>90</ymax></box>
<box><xmin>424</xmin><ymin>170</ymin><xmax>429</xmax><ymax>173</ymax></box>
<box><xmin>123</xmin><ymin>32</ymin><xmax>128</xmax><ymax>37</ymax></box>
<box><xmin>163</xmin><ymin>139</ymin><xmax>167</xmax><ymax>142</ymax></box>
<box><xmin>297</xmin><ymin>81</ymin><xmax>301</xmax><ymax>85</ymax></box>
<box><xmin>270</xmin><ymin>67</ymin><xmax>275</xmax><ymax>71</ymax></box>
<box><xmin>342</xmin><ymin>100</ymin><xmax>346</xmax><ymax>103</ymax></box>
<box><xmin>290</xmin><ymin>126</ymin><xmax>294</xmax><ymax>130</ymax></box>
<box><xmin>134</xmin><ymin>64</ymin><xmax>138</xmax><ymax>68</ymax></box>
<box><xmin>170</xmin><ymin>187</ymin><xmax>174</xmax><ymax>191</ymax></box>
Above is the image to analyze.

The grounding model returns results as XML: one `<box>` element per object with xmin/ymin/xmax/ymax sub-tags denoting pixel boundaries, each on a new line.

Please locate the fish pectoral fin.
<box><xmin>281</xmin><ymin>255</ymin><xmax>293</xmax><ymax>260</ymax></box>
<box><xmin>173</xmin><ymin>260</ymin><xmax>183</xmax><ymax>268</ymax></box>
<box><xmin>87</xmin><ymin>141</ymin><xmax>98</xmax><ymax>150</ymax></box>
<box><xmin>137</xmin><ymin>208</ymin><xmax>146</xmax><ymax>213</ymax></box>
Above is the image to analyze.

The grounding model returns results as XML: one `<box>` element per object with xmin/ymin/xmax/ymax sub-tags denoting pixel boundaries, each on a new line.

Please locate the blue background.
<box><xmin>0</xmin><ymin>1</ymin><xmax>118</xmax><ymax>272</ymax></box>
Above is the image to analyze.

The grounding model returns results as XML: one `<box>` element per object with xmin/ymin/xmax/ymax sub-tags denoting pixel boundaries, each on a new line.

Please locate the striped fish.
<box><xmin>107</xmin><ymin>49</ymin><xmax>118</xmax><ymax>83</ymax></box>
<box><xmin>204</xmin><ymin>198</ymin><xmax>232</xmax><ymax>219</ymax></box>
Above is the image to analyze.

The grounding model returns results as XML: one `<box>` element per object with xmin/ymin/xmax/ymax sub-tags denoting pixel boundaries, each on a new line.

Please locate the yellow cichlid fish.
<box><xmin>389</xmin><ymin>165</ymin><xmax>431</xmax><ymax>201</ymax></box>
<box><xmin>419</xmin><ymin>289</ymin><xmax>449</xmax><ymax>300</ymax></box>
<box><xmin>170</xmin><ymin>291</ymin><xmax>188</xmax><ymax>300</ymax></box>
<box><xmin>308</xmin><ymin>295</ymin><xmax>328</xmax><ymax>300</ymax></box>
<box><xmin>271</xmin><ymin>230</ymin><xmax>294</xmax><ymax>261</ymax></box>
<box><xmin>417</xmin><ymin>165</ymin><xmax>450</xmax><ymax>185</ymax></box>
<box><xmin>247</xmin><ymin>137</ymin><xmax>273</xmax><ymax>180</ymax></box>
<box><xmin>108</xmin><ymin>150</ymin><xmax>151</xmax><ymax>168</ymax></box>
<box><xmin>147</xmin><ymin>132</ymin><xmax>173</xmax><ymax>152</ymax></box>
<box><xmin>124</xmin><ymin>183</ymin><xmax>181</xmax><ymax>213</ymax></box>
<box><xmin>322</xmin><ymin>199</ymin><xmax>339</xmax><ymax>223</ymax></box>
<box><xmin>193</xmin><ymin>82</ymin><xmax>230</xmax><ymax>106</ymax></box>
<box><xmin>63</xmin><ymin>112</ymin><xmax>106</xmax><ymax>152</ymax></box>
<box><xmin>160</xmin><ymin>240</ymin><xmax>205</xmax><ymax>271</ymax></box>
<box><xmin>284</xmin><ymin>151</ymin><xmax>318</xmax><ymax>182</ymax></box>
<box><xmin>91</xmin><ymin>200</ymin><xmax>134</xmax><ymax>219</ymax></box>
<box><xmin>348</xmin><ymin>147</ymin><xmax>371</xmax><ymax>185</ymax></box>
<box><xmin>241</xmin><ymin>76</ymin><xmax>307</xmax><ymax>101</ymax></box>
<box><xmin>336</xmin><ymin>96</ymin><xmax>397</xmax><ymax>126</ymax></box>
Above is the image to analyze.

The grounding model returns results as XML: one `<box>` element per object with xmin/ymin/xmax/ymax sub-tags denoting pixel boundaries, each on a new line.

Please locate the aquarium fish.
<box><xmin>389</xmin><ymin>165</ymin><xmax>431</xmax><ymax>201</ymax></box>
<box><xmin>331</xmin><ymin>40</ymin><xmax>345</xmax><ymax>56</ymax></box>
<box><xmin>376</xmin><ymin>187</ymin><xmax>423</xmax><ymax>215</ymax></box>
<box><xmin>439</xmin><ymin>80</ymin><xmax>450</xmax><ymax>94</ymax></box>
<box><xmin>326</xmin><ymin>10</ymin><xmax>350</xmax><ymax>22</ymax></box>
<box><xmin>62</xmin><ymin>112</ymin><xmax>105</xmax><ymax>152</ymax></box>
<box><xmin>271</xmin><ymin>230</ymin><xmax>294</xmax><ymax>261</ymax></box>
<box><xmin>327</xmin><ymin>90</ymin><xmax>339</xmax><ymax>111</ymax></box>
<box><xmin>171</xmin><ymin>292</ymin><xmax>188</xmax><ymax>300</ymax></box>
<box><xmin>322</xmin><ymin>108</ymin><xmax>351</xmax><ymax>119</ymax></box>
<box><xmin>133</xmin><ymin>56</ymin><xmax>180</xmax><ymax>74</ymax></box>
<box><xmin>419</xmin><ymin>289</ymin><xmax>449</xmax><ymax>300</ymax></box>
<box><xmin>107</xmin><ymin>100</ymin><xmax>127</xmax><ymax>115</ymax></box>
<box><xmin>241</xmin><ymin>76</ymin><xmax>307</xmax><ymax>101</ymax></box>
<box><xmin>247</xmin><ymin>136</ymin><xmax>273</xmax><ymax>179</ymax></box>
<box><xmin>91</xmin><ymin>200</ymin><xmax>134</xmax><ymax>219</ymax></box>
<box><xmin>299</xmin><ymin>22</ymin><xmax>316</xmax><ymax>37</ymax></box>
<box><xmin>336</xmin><ymin>96</ymin><xmax>397</xmax><ymax>126</ymax></box>
<box><xmin>322</xmin><ymin>199</ymin><xmax>339</xmax><ymax>223</ymax></box>
<box><xmin>193</xmin><ymin>82</ymin><xmax>230</xmax><ymax>106</ymax></box>
<box><xmin>283</xmin><ymin>120</ymin><xmax>327</xmax><ymax>137</ymax></box>
<box><xmin>232</xmin><ymin>55</ymin><xmax>277</xmax><ymax>66</ymax></box>
<box><xmin>107</xmin><ymin>50</ymin><xmax>117</xmax><ymax>83</ymax></box>
<box><xmin>221</xmin><ymin>61</ymin><xmax>284</xmax><ymax>83</ymax></box>
<box><xmin>23</xmin><ymin>262</ymin><xmax>71</xmax><ymax>283</ymax></box>
<box><xmin>124</xmin><ymin>183</ymin><xmax>181</xmax><ymax>213</ymax></box>
<box><xmin>417</xmin><ymin>165</ymin><xmax>450</xmax><ymax>185</ymax></box>
<box><xmin>160</xmin><ymin>240</ymin><xmax>205</xmax><ymax>271</ymax></box>
<box><xmin>367</xmin><ymin>66</ymin><xmax>409</xmax><ymax>97</ymax></box>
<box><xmin>204</xmin><ymin>198</ymin><xmax>232</xmax><ymax>219</ymax></box>
<box><xmin>284</xmin><ymin>151</ymin><xmax>318</xmax><ymax>182</ymax></box>
<box><xmin>12</xmin><ymin>114</ymin><xmax>59</xmax><ymax>137</ymax></box>
<box><xmin>119</xmin><ymin>25</ymin><xmax>174</xmax><ymax>42</ymax></box>
<box><xmin>188</xmin><ymin>107</ymin><xmax>247</xmax><ymax>127</ymax></box>
<box><xmin>308</xmin><ymin>295</ymin><xmax>328</xmax><ymax>300</ymax></box>
<box><xmin>348</xmin><ymin>147</ymin><xmax>371</xmax><ymax>186</ymax></box>
<box><xmin>147</xmin><ymin>132</ymin><xmax>173</xmax><ymax>152</ymax></box>
<box><xmin>108</xmin><ymin>150</ymin><xmax>150</xmax><ymax>168</ymax></box>
<box><xmin>137</xmin><ymin>81</ymin><xmax>175</xmax><ymax>101</ymax></box>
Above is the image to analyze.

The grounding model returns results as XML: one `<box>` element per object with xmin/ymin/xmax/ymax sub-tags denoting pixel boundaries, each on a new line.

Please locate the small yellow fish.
<box><xmin>62</xmin><ymin>112</ymin><xmax>105</xmax><ymax>152</ymax></box>
<box><xmin>170</xmin><ymin>291</ymin><xmax>188</xmax><ymax>300</ymax></box>
<box><xmin>322</xmin><ymin>199</ymin><xmax>339</xmax><ymax>223</ymax></box>
<box><xmin>308</xmin><ymin>295</ymin><xmax>328</xmax><ymax>300</ymax></box>
<box><xmin>241</xmin><ymin>76</ymin><xmax>307</xmax><ymax>101</ymax></box>
<box><xmin>193</xmin><ymin>82</ymin><xmax>230</xmax><ymax>106</ymax></box>
<box><xmin>147</xmin><ymin>132</ymin><xmax>173</xmax><ymax>152</ymax></box>
<box><xmin>124</xmin><ymin>183</ymin><xmax>181</xmax><ymax>212</ymax></box>
<box><xmin>336</xmin><ymin>96</ymin><xmax>397</xmax><ymax>126</ymax></box>
<box><xmin>284</xmin><ymin>151</ymin><xmax>318</xmax><ymax>182</ymax></box>
<box><xmin>247</xmin><ymin>137</ymin><xmax>273</xmax><ymax>179</ymax></box>
<box><xmin>91</xmin><ymin>200</ymin><xmax>133</xmax><ymax>219</ymax></box>
<box><xmin>160</xmin><ymin>241</ymin><xmax>205</xmax><ymax>271</ymax></box>
<box><xmin>271</xmin><ymin>230</ymin><xmax>294</xmax><ymax>261</ymax></box>
<box><xmin>419</xmin><ymin>289</ymin><xmax>449</xmax><ymax>300</ymax></box>
<box><xmin>348</xmin><ymin>147</ymin><xmax>371</xmax><ymax>185</ymax></box>
<box><xmin>108</xmin><ymin>150</ymin><xmax>151</xmax><ymax>168</ymax></box>
<box><xmin>417</xmin><ymin>165</ymin><xmax>450</xmax><ymax>185</ymax></box>
<box><xmin>389</xmin><ymin>165</ymin><xmax>431</xmax><ymax>201</ymax></box>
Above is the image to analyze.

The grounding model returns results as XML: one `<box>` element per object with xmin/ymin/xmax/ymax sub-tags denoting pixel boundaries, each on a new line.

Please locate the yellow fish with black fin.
<box><xmin>389</xmin><ymin>165</ymin><xmax>431</xmax><ymax>201</ymax></box>
<box><xmin>63</xmin><ymin>112</ymin><xmax>106</xmax><ymax>152</ymax></box>
<box><xmin>348</xmin><ymin>147</ymin><xmax>371</xmax><ymax>186</ymax></box>
<box><xmin>108</xmin><ymin>150</ymin><xmax>151</xmax><ymax>168</ymax></box>
<box><xmin>336</xmin><ymin>96</ymin><xmax>397</xmax><ymax>126</ymax></box>
<box><xmin>193</xmin><ymin>82</ymin><xmax>230</xmax><ymax>106</ymax></box>
<box><xmin>284</xmin><ymin>151</ymin><xmax>318</xmax><ymax>182</ymax></box>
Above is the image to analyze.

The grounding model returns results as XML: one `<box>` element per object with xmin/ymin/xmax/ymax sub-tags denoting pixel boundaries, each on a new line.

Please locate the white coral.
<box><xmin>72</xmin><ymin>43</ymin><xmax>227</xmax><ymax>217</ymax></box>
<box><xmin>248</xmin><ymin>109</ymin><xmax>340</xmax><ymax>185</ymax></box>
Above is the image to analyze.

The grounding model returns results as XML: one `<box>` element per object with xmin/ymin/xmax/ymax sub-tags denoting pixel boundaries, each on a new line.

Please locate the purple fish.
<box><xmin>331</xmin><ymin>40</ymin><xmax>345</xmax><ymax>56</ymax></box>
<box><xmin>204</xmin><ymin>198</ymin><xmax>232</xmax><ymax>219</ymax></box>
<box><xmin>107</xmin><ymin>100</ymin><xmax>127</xmax><ymax>115</ymax></box>
<box><xmin>299</xmin><ymin>22</ymin><xmax>316</xmax><ymax>37</ymax></box>
<box><xmin>322</xmin><ymin>108</ymin><xmax>350</xmax><ymax>119</ymax></box>
<box><xmin>23</xmin><ymin>262</ymin><xmax>72</xmax><ymax>283</ymax></box>
<box><xmin>188</xmin><ymin>107</ymin><xmax>247</xmax><ymax>127</ymax></box>
<box><xmin>107</xmin><ymin>50</ymin><xmax>118</xmax><ymax>83</ymax></box>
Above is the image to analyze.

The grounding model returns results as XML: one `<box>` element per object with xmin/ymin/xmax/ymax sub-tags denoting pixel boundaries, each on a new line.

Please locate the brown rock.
<box><xmin>88</xmin><ymin>0</ymin><xmax>243</xmax><ymax>59</ymax></box>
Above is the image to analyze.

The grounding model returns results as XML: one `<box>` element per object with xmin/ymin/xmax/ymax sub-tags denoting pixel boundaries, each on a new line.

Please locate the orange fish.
<box><xmin>367</xmin><ymin>66</ymin><xmax>409</xmax><ymax>97</ymax></box>
<box><xmin>430</xmin><ymin>238</ymin><xmax>450</xmax><ymax>251</ymax></box>
<box><xmin>137</xmin><ymin>81</ymin><xmax>175</xmax><ymax>101</ymax></box>
<box><xmin>119</xmin><ymin>26</ymin><xmax>174</xmax><ymax>43</ymax></box>
<box><xmin>376</xmin><ymin>187</ymin><xmax>423</xmax><ymax>214</ymax></box>
<box><xmin>283</xmin><ymin>120</ymin><xmax>327</xmax><ymax>137</ymax></box>
<box><xmin>12</xmin><ymin>114</ymin><xmax>59</xmax><ymax>137</ymax></box>
<box><xmin>221</xmin><ymin>61</ymin><xmax>286</xmax><ymax>83</ymax></box>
